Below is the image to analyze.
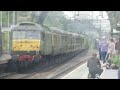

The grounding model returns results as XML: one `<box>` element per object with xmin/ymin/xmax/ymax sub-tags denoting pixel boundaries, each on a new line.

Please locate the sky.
<box><xmin>63</xmin><ymin>11</ymin><xmax>110</xmax><ymax>32</ymax></box>
<box><xmin>63</xmin><ymin>11</ymin><xmax>108</xmax><ymax>20</ymax></box>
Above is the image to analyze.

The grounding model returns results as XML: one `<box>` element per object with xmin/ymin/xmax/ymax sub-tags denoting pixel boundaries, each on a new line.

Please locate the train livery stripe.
<box><xmin>12</xmin><ymin>39</ymin><xmax>40</xmax><ymax>51</ymax></box>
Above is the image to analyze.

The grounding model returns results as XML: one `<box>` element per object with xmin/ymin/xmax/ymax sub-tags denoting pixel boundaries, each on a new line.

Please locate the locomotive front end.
<box><xmin>10</xmin><ymin>22</ymin><xmax>42</xmax><ymax>64</ymax></box>
<box><xmin>12</xmin><ymin>30</ymin><xmax>41</xmax><ymax>53</ymax></box>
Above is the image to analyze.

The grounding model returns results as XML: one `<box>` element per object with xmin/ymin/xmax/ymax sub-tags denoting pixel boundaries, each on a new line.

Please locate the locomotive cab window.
<box><xmin>12</xmin><ymin>31</ymin><xmax>40</xmax><ymax>39</ymax></box>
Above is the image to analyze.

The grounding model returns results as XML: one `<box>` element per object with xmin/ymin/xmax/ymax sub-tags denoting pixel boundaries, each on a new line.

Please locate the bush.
<box><xmin>2</xmin><ymin>31</ymin><xmax>10</xmax><ymax>53</ymax></box>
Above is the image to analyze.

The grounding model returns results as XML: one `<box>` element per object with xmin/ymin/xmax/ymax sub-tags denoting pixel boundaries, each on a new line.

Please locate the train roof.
<box><xmin>50</xmin><ymin>27</ymin><xmax>68</xmax><ymax>35</ymax></box>
<box><xmin>80</xmin><ymin>34</ymin><xmax>86</xmax><ymax>37</ymax></box>
<box><xmin>49</xmin><ymin>27</ymin><xmax>80</xmax><ymax>36</ymax></box>
<box><xmin>11</xmin><ymin>22</ymin><xmax>85</xmax><ymax>37</ymax></box>
<box><xmin>11</xmin><ymin>22</ymin><xmax>43</xmax><ymax>31</ymax></box>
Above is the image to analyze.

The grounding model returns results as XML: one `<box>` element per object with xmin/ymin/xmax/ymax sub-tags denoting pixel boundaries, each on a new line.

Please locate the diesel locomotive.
<box><xmin>9</xmin><ymin>22</ymin><xmax>89</xmax><ymax>69</ymax></box>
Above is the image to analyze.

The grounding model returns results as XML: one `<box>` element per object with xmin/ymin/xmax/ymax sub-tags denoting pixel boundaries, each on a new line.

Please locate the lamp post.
<box><xmin>92</xmin><ymin>11</ymin><xmax>95</xmax><ymax>34</ymax></box>
<box><xmin>8</xmin><ymin>11</ymin><xmax>9</xmax><ymax>28</ymax></box>
<box><xmin>100</xmin><ymin>20</ymin><xmax>102</xmax><ymax>37</ymax></box>
<box><xmin>7</xmin><ymin>11</ymin><xmax>11</xmax><ymax>53</ymax></box>
<box><xmin>92</xmin><ymin>11</ymin><xmax>93</xmax><ymax>27</ymax></box>
<box><xmin>96</xmin><ymin>15</ymin><xmax>102</xmax><ymax>37</ymax></box>
<box><xmin>1</xmin><ymin>11</ymin><xmax>2</xmax><ymax>29</ymax></box>
<box><xmin>13</xmin><ymin>11</ymin><xmax>15</xmax><ymax>25</ymax></box>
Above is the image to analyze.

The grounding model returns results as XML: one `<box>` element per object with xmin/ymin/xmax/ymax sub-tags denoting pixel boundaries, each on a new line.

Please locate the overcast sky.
<box><xmin>63</xmin><ymin>11</ymin><xmax>108</xmax><ymax>20</ymax></box>
<box><xmin>63</xmin><ymin>11</ymin><xmax>110</xmax><ymax>31</ymax></box>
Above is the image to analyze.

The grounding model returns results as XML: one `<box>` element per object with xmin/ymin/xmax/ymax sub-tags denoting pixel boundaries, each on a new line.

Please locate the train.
<box><xmin>8</xmin><ymin>22</ymin><xmax>89</xmax><ymax>70</ymax></box>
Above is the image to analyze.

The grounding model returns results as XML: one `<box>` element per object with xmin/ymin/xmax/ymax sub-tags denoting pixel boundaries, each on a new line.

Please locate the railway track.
<box><xmin>0</xmin><ymin>49</ymin><xmax>91</xmax><ymax>79</ymax></box>
<box><xmin>50</xmin><ymin>57</ymin><xmax>90</xmax><ymax>79</ymax></box>
<box><xmin>0</xmin><ymin>73</ymin><xmax>16</xmax><ymax>79</ymax></box>
<box><xmin>20</xmin><ymin>58</ymin><xmax>90</xmax><ymax>79</ymax></box>
<box><xmin>20</xmin><ymin>50</ymin><xmax>91</xmax><ymax>79</ymax></box>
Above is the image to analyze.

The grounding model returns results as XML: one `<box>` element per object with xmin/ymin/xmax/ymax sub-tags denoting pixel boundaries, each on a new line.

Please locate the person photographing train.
<box><xmin>87</xmin><ymin>53</ymin><xmax>103</xmax><ymax>78</ymax></box>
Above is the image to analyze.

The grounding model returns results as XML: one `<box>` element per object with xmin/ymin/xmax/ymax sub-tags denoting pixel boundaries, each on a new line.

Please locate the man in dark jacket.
<box><xmin>87</xmin><ymin>53</ymin><xmax>103</xmax><ymax>78</ymax></box>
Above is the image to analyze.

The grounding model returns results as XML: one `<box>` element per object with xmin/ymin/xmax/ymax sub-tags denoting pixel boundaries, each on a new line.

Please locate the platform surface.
<box><xmin>0</xmin><ymin>54</ymin><xmax>11</xmax><ymax>64</ymax></box>
<box><xmin>100</xmin><ymin>69</ymin><xmax>118</xmax><ymax>79</ymax></box>
<box><xmin>61</xmin><ymin>63</ymin><xmax>88</xmax><ymax>79</ymax></box>
<box><xmin>61</xmin><ymin>61</ymin><xmax>119</xmax><ymax>79</ymax></box>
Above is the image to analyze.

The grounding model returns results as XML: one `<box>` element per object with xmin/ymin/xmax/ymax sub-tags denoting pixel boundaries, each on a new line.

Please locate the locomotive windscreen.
<box><xmin>13</xmin><ymin>30</ymin><xmax>40</xmax><ymax>39</ymax></box>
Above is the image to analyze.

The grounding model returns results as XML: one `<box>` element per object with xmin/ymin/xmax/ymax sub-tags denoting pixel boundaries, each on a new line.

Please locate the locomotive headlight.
<box><xmin>35</xmin><ymin>45</ymin><xmax>39</xmax><ymax>48</ymax></box>
<box><xmin>30</xmin><ymin>45</ymin><xmax>33</xmax><ymax>47</ymax></box>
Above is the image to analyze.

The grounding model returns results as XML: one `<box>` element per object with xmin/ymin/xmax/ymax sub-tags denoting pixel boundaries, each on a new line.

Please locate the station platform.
<box><xmin>0</xmin><ymin>54</ymin><xmax>11</xmax><ymax>64</ymax></box>
<box><xmin>61</xmin><ymin>63</ymin><xmax>88</xmax><ymax>79</ymax></box>
<box><xmin>61</xmin><ymin>61</ymin><xmax>119</xmax><ymax>79</ymax></box>
<box><xmin>100</xmin><ymin>68</ymin><xmax>118</xmax><ymax>79</ymax></box>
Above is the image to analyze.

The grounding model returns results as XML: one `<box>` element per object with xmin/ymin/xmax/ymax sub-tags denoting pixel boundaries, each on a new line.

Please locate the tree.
<box><xmin>106</xmin><ymin>11</ymin><xmax>120</xmax><ymax>33</ymax></box>
<box><xmin>31</xmin><ymin>11</ymin><xmax>37</xmax><ymax>22</ymax></box>
<box><xmin>44</xmin><ymin>11</ymin><xmax>70</xmax><ymax>30</ymax></box>
<box><xmin>37</xmin><ymin>11</ymin><xmax>49</xmax><ymax>25</ymax></box>
<box><xmin>0</xmin><ymin>11</ymin><xmax>18</xmax><ymax>27</ymax></box>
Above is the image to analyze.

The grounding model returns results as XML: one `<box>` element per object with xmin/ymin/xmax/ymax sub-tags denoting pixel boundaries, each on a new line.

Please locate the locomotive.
<box><xmin>9</xmin><ymin>22</ymin><xmax>89</xmax><ymax>69</ymax></box>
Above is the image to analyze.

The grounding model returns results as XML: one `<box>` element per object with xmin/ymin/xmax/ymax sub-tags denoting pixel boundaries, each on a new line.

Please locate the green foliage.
<box><xmin>0</xmin><ymin>11</ymin><xmax>16</xmax><ymax>27</ymax></box>
<box><xmin>0</xmin><ymin>11</ymin><xmax>30</xmax><ymax>27</ymax></box>
<box><xmin>0</xmin><ymin>11</ymin><xmax>8</xmax><ymax>27</ymax></box>
<box><xmin>44</xmin><ymin>11</ymin><xmax>70</xmax><ymax>30</ymax></box>
<box><xmin>2</xmin><ymin>31</ymin><xmax>10</xmax><ymax>53</ymax></box>
<box><xmin>31</xmin><ymin>11</ymin><xmax>37</xmax><ymax>22</ymax></box>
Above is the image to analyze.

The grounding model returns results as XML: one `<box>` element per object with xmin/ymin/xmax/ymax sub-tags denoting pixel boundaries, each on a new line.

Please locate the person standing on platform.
<box><xmin>105</xmin><ymin>39</ymin><xmax>116</xmax><ymax>69</ymax></box>
<box><xmin>100</xmin><ymin>36</ymin><xmax>108</xmax><ymax>64</ymax></box>
<box><xmin>115</xmin><ymin>38</ymin><xmax>120</xmax><ymax>58</ymax></box>
<box><xmin>106</xmin><ymin>39</ymin><xmax>116</xmax><ymax>60</ymax></box>
<box><xmin>98</xmin><ymin>38</ymin><xmax>102</xmax><ymax>60</ymax></box>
